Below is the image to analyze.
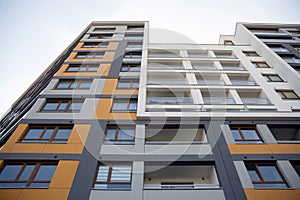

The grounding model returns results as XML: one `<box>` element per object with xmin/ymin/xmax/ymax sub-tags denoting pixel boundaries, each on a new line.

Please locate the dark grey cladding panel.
<box><xmin>205</xmin><ymin>122</ymin><xmax>247</xmax><ymax>200</ymax></box>
<box><xmin>107</xmin><ymin>41</ymin><xmax>128</xmax><ymax>78</ymax></box>
<box><xmin>0</xmin><ymin>153</ymin><xmax>81</xmax><ymax>160</ymax></box>
<box><xmin>231</xmin><ymin>154</ymin><xmax>300</xmax><ymax>161</ymax></box>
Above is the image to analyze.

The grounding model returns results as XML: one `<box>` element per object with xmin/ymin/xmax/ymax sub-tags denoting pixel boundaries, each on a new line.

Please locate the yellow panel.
<box><xmin>244</xmin><ymin>189</ymin><xmax>299</xmax><ymax>200</ymax></box>
<box><xmin>0</xmin><ymin>124</ymin><xmax>29</xmax><ymax>153</ymax></box>
<box><xmin>43</xmin><ymin>144</ymin><xmax>83</xmax><ymax>154</ymax></box>
<box><xmin>228</xmin><ymin>144</ymin><xmax>272</xmax><ymax>154</ymax></box>
<box><xmin>11</xmin><ymin>143</ymin><xmax>45</xmax><ymax>153</ymax></box>
<box><xmin>102</xmin><ymin>79</ymin><xmax>118</xmax><ymax>94</ymax></box>
<box><xmin>269</xmin><ymin>144</ymin><xmax>284</xmax><ymax>154</ymax></box>
<box><xmin>114</xmin><ymin>89</ymin><xmax>138</xmax><ymax>95</ymax></box>
<box><xmin>17</xmin><ymin>189</ymin><xmax>69</xmax><ymax>200</ymax></box>
<box><xmin>74</xmin><ymin>42</ymin><xmax>118</xmax><ymax>51</ymax></box>
<box><xmin>279</xmin><ymin>144</ymin><xmax>300</xmax><ymax>154</ymax></box>
<box><xmin>49</xmin><ymin>160</ymin><xmax>79</xmax><ymax>189</ymax></box>
<box><xmin>65</xmin><ymin>52</ymin><xmax>115</xmax><ymax>63</ymax></box>
<box><xmin>1</xmin><ymin>189</ymin><xmax>22</xmax><ymax>200</ymax></box>
<box><xmin>68</xmin><ymin>124</ymin><xmax>91</xmax><ymax>144</ymax></box>
<box><xmin>94</xmin><ymin>99</ymin><xmax>136</xmax><ymax>120</ymax></box>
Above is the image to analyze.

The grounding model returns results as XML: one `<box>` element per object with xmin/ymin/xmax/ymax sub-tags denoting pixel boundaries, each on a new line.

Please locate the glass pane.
<box><xmin>231</xmin><ymin>129</ymin><xmax>242</xmax><ymax>140</ymax></box>
<box><xmin>131</xmin><ymin>82</ymin><xmax>139</xmax><ymax>88</ymax></box>
<box><xmin>129</xmin><ymin>66</ymin><xmax>140</xmax><ymax>72</ymax></box>
<box><xmin>112</xmin><ymin>102</ymin><xmax>127</xmax><ymax>110</ymax></box>
<box><xmin>79</xmin><ymin>66</ymin><xmax>87</xmax><ymax>72</ymax></box>
<box><xmin>0</xmin><ymin>165</ymin><xmax>22</xmax><ymax>180</ymax></box>
<box><xmin>258</xmin><ymin>165</ymin><xmax>283</xmax><ymax>182</ymax></box>
<box><xmin>253</xmin><ymin>183</ymin><xmax>287</xmax><ymax>189</ymax></box>
<box><xmin>118</xmin><ymin>129</ymin><xmax>134</xmax><ymax>140</ymax></box>
<box><xmin>129</xmin><ymin>102</ymin><xmax>137</xmax><ymax>111</ymax></box>
<box><xmin>57</xmin><ymin>102</ymin><xmax>68</xmax><ymax>110</ymax></box>
<box><xmin>67</xmin><ymin>67</ymin><xmax>79</xmax><ymax>72</ymax></box>
<box><xmin>94</xmin><ymin>183</ymin><xmax>107</xmax><ymax>189</ymax></box>
<box><xmin>121</xmin><ymin>66</ymin><xmax>128</xmax><ymax>71</ymax></box>
<box><xmin>70</xmin><ymin>102</ymin><xmax>83</xmax><ymax>111</ymax></box>
<box><xmin>284</xmin><ymin>91</ymin><xmax>298</xmax><ymax>99</ymax></box>
<box><xmin>117</xmin><ymin>82</ymin><xmax>131</xmax><ymax>88</ymax></box>
<box><xmin>34</xmin><ymin>165</ymin><xmax>56</xmax><ymax>181</ymax></box>
<box><xmin>248</xmin><ymin>170</ymin><xmax>260</xmax><ymax>182</ymax></box>
<box><xmin>107</xmin><ymin>183</ymin><xmax>131</xmax><ymax>189</ymax></box>
<box><xmin>57</xmin><ymin>82</ymin><xmax>70</xmax><ymax>89</ymax></box>
<box><xmin>79</xmin><ymin>81</ymin><xmax>92</xmax><ymax>89</ymax></box>
<box><xmin>111</xmin><ymin>166</ymin><xmax>131</xmax><ymax>182</ymax></box>
<box><xmin>242</xmin><ymin>129</ymin><xmax>260</xmax><ymax>140</ymax></box>
<box><xmin>19</xmin><ymin>165</ymin><xmax>35</xmax><ymax>180</ymax></box>
<box><xmin>42</xmin><ymin>129</ymin><xmax>54</xmax><ymax>139</ymax></box>
<box><xmin>97</xmin><ymin>166</ymin><xmax>109</xmax><ymax>181</ymax></box>
<box><xmin>43</xmin><ymin>102</ymin><xmax>58</xmax><ymax>110</ymax></box>
<box><xmin>0</xmin><ymin>182</ymin><xmax>27</xmax><ymax>188</ymax></box>
<box><xmin>106</xmin><ymin>128</ymin><xmax>116</xmax><ymax>140</ymax></box>
<box><xmin>29</xmin><ymin>182</ymin><xmax>50</xmax><ymax>188</ymax></box>
<box><xmin>55</xmin><ymin>129</ymin><xmax>72</xmax><ymax>139</ymax></box>
<box><xmin>88</xmin><ymin>66</ymin><xmax>98</xmax><ymax>72</ymax></box>
<box><xmin>24</xmin><ymin>129</ymin><xmax>44</xmax><ymax>139</ymax></box>
<box><xmin>269</xmin><ymin>75</ymin><xmax>282</xmax><ymax>82</ymax></box>
<box><xmin>70</xmin><ymin>82</ymin><xmax>78</xmax><ymax>89</ymax></box>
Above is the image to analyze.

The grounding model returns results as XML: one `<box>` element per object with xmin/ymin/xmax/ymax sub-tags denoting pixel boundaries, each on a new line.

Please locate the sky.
<box><xmin>0</xmin><ymin>0</ymin><xmax>299</xmax><ymax>117</ymax></box>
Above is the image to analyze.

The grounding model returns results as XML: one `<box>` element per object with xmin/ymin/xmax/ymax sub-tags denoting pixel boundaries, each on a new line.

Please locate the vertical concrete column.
<box><xmin>135</xmin><ymin>124</ymin><xmax>145</xmax><ymax>153</ymax></box>
<box><xmin>277</xmin><ymin>160</ymin><xmax>300</xmax><ymax>189</ymax></box>
<box><xmin>234</xmin><ymin>161</ymin><xmax>254</xmax><ymax>188</ymax></box>
<box><xmin>132</xmin><ymin>161</ymin><xmax>144</xmax><ymax>200</ymax></box>
<box><xmin>256</xmin><ymin>124</ymin><xmax>277</xmax><ymax>143</ymax></box>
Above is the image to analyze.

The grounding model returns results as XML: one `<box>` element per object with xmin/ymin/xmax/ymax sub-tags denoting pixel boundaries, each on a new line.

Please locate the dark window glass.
<box><xmin>230</xmin><ymin>126</ymin><xmax>262</xmax><ymax>143</ymax></box>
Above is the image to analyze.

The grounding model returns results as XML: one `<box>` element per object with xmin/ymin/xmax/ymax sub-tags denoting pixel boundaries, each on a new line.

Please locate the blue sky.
<box><xmin>0</xmin><ymin>0</ymin><xmax>299</xmax><ymax>117</ymax></box>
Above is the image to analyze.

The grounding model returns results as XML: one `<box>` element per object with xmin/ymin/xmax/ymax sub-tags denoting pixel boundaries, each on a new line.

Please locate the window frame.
<box><xmin>82</xmin><ymin>42</ymin><xmax>109</xmax><ymax>48</ymax></box>
<box><xmin>88</xmin><ymin>33</ymin><xmax>113</xmax><ymax>39</ymax></box>
<box><xmin>0</xmin><ymin>161</ymin><xmax>57</xmax><ymax>188</ymax></box>
<box><xmin>120</xmin><ymin>63</ymin><xmax>140</xmax><ymax>72</ymax></box>
<box><xmin>245</xmin><ymin>162</ymin><xmax>289</xmax><ymax>189</ymax></box>
<box><xmin>104</xmin><ymin>125</ymin><xmax>135</xmax><ymax>144</ymax></box>
<box><xmin>276</xmin><ymin>90</ymin><xmax>300</xmax><ymax>100</ymax></box>
<box><xmin>55</xmin><ymin>79</ymin><xmax>93</xmax><ymax>90</ymax></box>
<box><xmin>41</xmin><ymin>99</ymin><xmax>84</xmax><ymax>112</ymax></box>
<box><xmin>262</xmin><ymin>74</ymin><xmax>283</xmax><ymax>82</ymax></box>
<box><xmin>124</xmin><ymin>51</ymin><xmax>142</xmax><ymax>59</ymax></box>
<box><xmin>66</xmin><ymin>64</ymin><xmax>99</xmax><ymax>72</ymax></box>
<box><xmin>230</xmin><ymin>125</ymin><xmax>263</xmax><ymax>143</ymax></box>
<box><xmin>116</xmin><ymin>80</ymin><xmax>139</xmax><ymax>89</ymax></box>
<box><xmin>20</xmin><ymin>125</ymin><xmax>73</xmax><ymax>143</ymax></box>
<box><xmin>111</xmin><ymin>99</ymin><xmax>137</xmax><ymax>112</ymax></box>
<box><xmin>252</xmin><ymin>61</ymin><xmax>271</xmax><ymax>68</ymax></box>
<box><xmin>76</xmin><ymin>52</ymin><xmax>104</xmax><ymax>59</ymax></box>
<box><xmin>243</xmin><ymin>51</ymin><xmax>260</xmax><ymax>57</ymax></box>
<box><xmin>93</xmin><ymin>163</ymin><xmax>132</xmax><ymax>190</ymax></box>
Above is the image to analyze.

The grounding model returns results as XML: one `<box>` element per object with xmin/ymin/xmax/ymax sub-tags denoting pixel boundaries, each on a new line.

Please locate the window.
<box><xmin>121</xmin><ymin>63</ymin><xmax>140</xmax><ymax>72</ymax></box>
<box><xmin>124</xmin><ymin>51</ymin><xmax>142</xmax><ymax>58</ymax></box>
<box><xmin>55</xmin><ymin>79</ymin><xmax>92</xmax><ymax>90</ymax></box>
<box><xmin>76</xmin><ymin>52</ymin><xmax>104</xmax><ymax>59</ymax></box>
<box><xmin>252</xmin><ymin>61</ymin><xmax>270</xmax><ymax>68</ymax></box>
<box><xmin>224</xmin><ymin>40</ymin><xmax>234</xmax><ymax>45</ymax></box>
<box><xmin>66</xmin><ymin>64</ymin><xmax>99</xmax><ymax>72</ymax></box>
<box><xmin>88</xmin><ymin>34</ymin><xmax>113</xmax><ymax>39</ymax></box>
<box><xmin>93</xmin><ymin>27</ymin><xmax>115</xmax><ymax>32</ymax></box>
<box><xmin>104</xmin><ymin>125</ymin><xmax>135</xmax><ymax>144</ymax></box>
<box><xmin>21</xmin><ymin>125</ymin><xmax>73</xmax><ymax>143</ymax></box>
<box><xmin>94</xmin><ymin>163</ymin><xmax>132</xmax><ymax>190</ymax></box>
<box><xmin>0</xmin><ymin>162</ymin><xmax>57</xmax><ymax>188</ymax></box>
<box><xmin>243</xmin><ymin>51</ymin><xmax>260</xmax><ymax>57</ymax></box>
<box><xmin>117</xmin><ymin>80</ymin><xmax>139</xmax><ymax>89</ymax></box>
<box><xmin>83</xmin><ymin>42</ymin><xmax>109</xmax><ymax>48</ymax></box>
<box><xmin>126</xmin><ymin>42</ymin><xmax>143</xmax><ymax>48</ymax></box>
<box><xmin>230</xmin><ymin>126</ymin><xmax>262</xmax><ymax>143</ymax></box>
<box><xmin>290</xmin><ymin>161</ymin><xmax>300</xmax><ymax>177</ymax></box>
<box><xmin>262</xmin><ymin>74</ymin><xmax>283</xmax><ymax>82</ymax></box>
<box><xmin>41</xmin><ymin>99</ymin><xmax>84</xmax><ymax>112</ymax></box>
<box><xmin>112</xmin><ymin>99</ymin><xmax>137</xmax><ymax>112</ymax></box>
<box><xmin>245</xmin><ymin>162</ymin><xmax>288</xmax><ymax>189</ymax></box>
<box><xmin>276</xmin><ymin>90</ymin><xmax>299</xmax><ymax>100</ymax></box>
<box><xmin>268</xmin><ymin>125</ymin><xmax>300</xmax><ymax>143</ymax></box>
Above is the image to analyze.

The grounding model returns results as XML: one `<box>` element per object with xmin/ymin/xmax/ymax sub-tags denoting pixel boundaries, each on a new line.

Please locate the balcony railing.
<box><xmin>147</xmin><ymin>80</ymin><xmax>188</xmax><ymax>85</ymax></box>
<box><xmin>214</xmin><ymin>55</ymin><xmax>237</xmax><ymax>59</ymax></box>
<box><xmin>147</xmin><ymin>97</ymin><xmax>193</xmax><ymax>105</ymax></box>
<box><xmin>230</xmin><ymin>80</ymin><xmax>256</xmax><ymax>86</ymax></box>
<box><xmin>148</xmin><ymin>66</ymin><xmax>184</xmax><ymax>70</ymax></box>
<box><xmin>222</xmin><ymin>66</ymin><xmax>246</xmax><ymax>71</ymax></box>
<box><xmin>197</xmin><ymin>80</ymin><xmax>225</xmax><ymax>85</ymax></box>
<box><xmin>241</xmin><ymin>98</ymin><xmax>270</xmax><ymax>105</ymax></box>
<box><xmin>148</xmin><ymin>53</ymin><xmax>180</xmax><ymax>58</ymax></box>
<box><xmin>203</xmin><ymin>97</ymin><xmax>235</xmax><ymax>104</ymax></box>
<box><xmin>144</xmin><ymin>183</ymin><xmax>220</xmax><ymax>190</ymax></box>
<box><xmin>193</xmin><ymin>66</ymin><xmax>218</xmax><ymax>70</ymax></box>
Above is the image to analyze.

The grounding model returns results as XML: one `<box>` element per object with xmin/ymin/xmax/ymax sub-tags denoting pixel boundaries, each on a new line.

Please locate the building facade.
<box><xmin>0</xmin><ymin>21</ymin><xmax>300</xmax><ymax>200</ymax></box>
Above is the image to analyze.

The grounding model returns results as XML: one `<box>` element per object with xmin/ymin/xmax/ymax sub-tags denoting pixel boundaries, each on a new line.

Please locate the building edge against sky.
<box><xmin>0</xmin><ymin>21</ymin><xmax>299</xmax><ymax>200</ymax></box>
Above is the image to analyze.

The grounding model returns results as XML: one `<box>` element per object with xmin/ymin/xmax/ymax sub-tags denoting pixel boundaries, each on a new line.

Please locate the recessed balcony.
<box><xmin>268</xmin><ymin>125</ymin><xmax>300</xmax><ymax>143</ymax></box>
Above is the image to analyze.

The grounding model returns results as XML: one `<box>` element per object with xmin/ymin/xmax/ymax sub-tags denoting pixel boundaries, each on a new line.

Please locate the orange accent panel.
<box><xmin>10</xmin><ymin>143</ymin><xmax>45</xmax><ymax>153</ymax></box>
<box><xmin>17</xmin><ymin>189</ymin><xmax>69</xmax><ymax>200</ymax></box>
<box><xmin>55</xmin><ymin>63</ymin><xmax>110</xmax><ymax>77</ymax></box>
<box><xmin>278</xmin><ymin>144</ymin><xmax>300</xmax><ymax>154</ymax></box>
<box><xmin>94</xmin><ymin>99</ymin><xmax>136</xmax><ymax>120</ymax></box>
<box><xmin>65</xmin><ymin>52</ymin><xmax>115</xmax><ymax>63</ymax></box>
<box><xmin>228</xmin><ymin>144</ymin><xmax>272</xmax><ymax>154</ymax></box>
<box><xmin>74</xmin><ymin>42</ymin><xmax>118</xmax><ymax>51</ymax></box>
<box><xmin>244</xmin><ymin>189</ymin><xmax>300</xmax><ymax>200</ymax></box>
<box><xmin>68</xmin><ymin>124</ymin><xmax>90</xmax><ymax>144</ymax></box>
<box><xmin>102</xmin><ymin>79</ymin><xmax>118</xmax><ymax>94</ymax></box>
<box><xmin>0</xmin><ymin>189</ymin><xmax>22</xmax><ymax>200</ymax></box>
<box><xmin>0</xmin><ymin>124</ymin><xmax>29</xmax><ymax>153</ymax></box>
<box><xmin>42</xmin><ymin>144</ymin><xmax>83</xmax><ymax>154</ymax></box>
<box><xmin>49</xmin><ymin>160</ymin><xmax>79</xmax><ymax>189</ymax></box>
<box><xmin>114</xmin><ymin>89</ymin><xmax>138</xmax><ymax>95</ymax></box>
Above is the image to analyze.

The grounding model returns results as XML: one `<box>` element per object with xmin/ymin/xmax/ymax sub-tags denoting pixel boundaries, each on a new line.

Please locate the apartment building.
<box><xmin>0</xmin><ymin>21</ymin><xmax>299</xmax><ymax>200</ymax></box>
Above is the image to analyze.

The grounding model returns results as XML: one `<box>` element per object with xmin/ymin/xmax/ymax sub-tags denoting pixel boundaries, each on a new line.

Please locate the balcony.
<box><xmin>268</xmin><ymin>125</ymin><xmax>300</xmax><ymax>143</ymax></box>
<box><xmin>147</xmin><ymin>97</ymin><xmax>193</xmax><ymax>105</ymax></box>
<box><xmin>222</xmin><ymin>66</ymin><xmax>246</xmax><ymax>71</ymax></box>
<box><xmin>197</xmin><ymin>80</ymin><xmax>225</xmax><ymax>86</ymax></box>
<box><xmin>187</xmin><ymin>50</ymin><xmax>210</xmax><ymax>58</ymax></box>
<box><xmin>193</xmin><ymin>66</ymin><xmax>218</xmax><ymax>70</ymax></box>
<box><xmin>148</xmin><ymin>65</ymin><xmax>184</xmax><ymax>70</ymax></box>
<box><xmin>203</xmin><ymin>97</ymin><xmax>235</xmax><ymax>105</ymax></box>
<box><xmin>230</xmin><ymin>80</ymin><xmax>256</xmax><ymax>86</ymax></box>
<box><xmin>147</xmin><ymin>80</ymin><xmax>188</xmax><ymax>85</ymax></box>
<box><xmin>148</xmin><ymin>53</ymin><xmax>180</xmax><ymax>58</ymax></box>
<box><xmin>241</xmin><ymin>98</ymin><xmax>270</xmax><ymax>105</ymax></box>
